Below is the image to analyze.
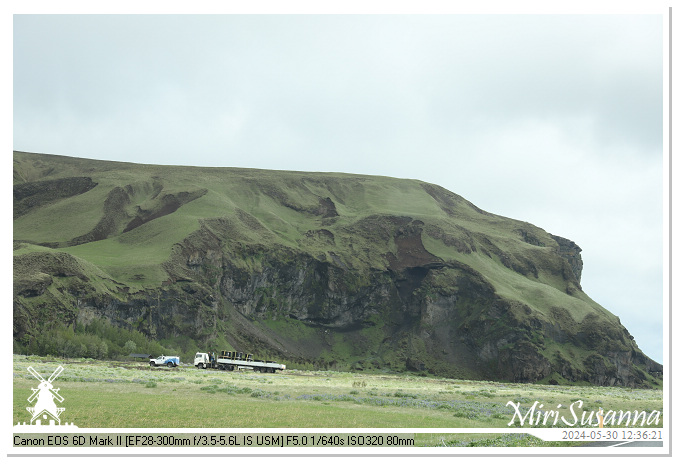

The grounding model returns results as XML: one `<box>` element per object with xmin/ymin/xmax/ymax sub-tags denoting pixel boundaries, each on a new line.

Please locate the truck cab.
<box><xmin>194</xmin><ymin>352</ymin><xmax>216</xmax><ymax>368</ymax></box>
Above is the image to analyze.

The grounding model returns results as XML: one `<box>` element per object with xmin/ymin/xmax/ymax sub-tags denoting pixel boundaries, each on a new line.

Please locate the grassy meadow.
<box><xmin>12</xmin><ymin>355</ymin><xmax>663</xmax><ymax>447</ymax></box>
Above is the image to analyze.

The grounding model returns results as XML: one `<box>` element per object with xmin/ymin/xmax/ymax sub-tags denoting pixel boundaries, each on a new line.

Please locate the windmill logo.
<box><xmin>14</xmin><ymin>365</ymin><xmax>77</xmax><ymax>429</ymax></box>
<box><xmin>26</xmin><ymin>366</ymin><xmax>65</xmax><ymax>425</ymax></box>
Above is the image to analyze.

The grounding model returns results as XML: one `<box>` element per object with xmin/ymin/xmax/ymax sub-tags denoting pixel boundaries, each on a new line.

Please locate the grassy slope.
<box><xmin>14</xmin><ymin>151</ymin><xmax>649</xmax><ymax>384</ymax></box>
<box><xmin>13</xmin><ymin>151</ymin><xmax>599</xmax><ymax>311</ymax></box>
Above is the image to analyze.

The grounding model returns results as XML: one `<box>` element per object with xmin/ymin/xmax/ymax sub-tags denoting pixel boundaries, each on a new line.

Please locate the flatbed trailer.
<box><xmin>194</xmin><ymin>351</ymin><xmax>286</xmax><ymax>373</ymax></box>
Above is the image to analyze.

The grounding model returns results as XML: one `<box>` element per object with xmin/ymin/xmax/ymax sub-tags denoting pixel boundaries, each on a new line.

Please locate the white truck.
<box><xmin>149</xmin><ymin>355</ymin><xmax>180</xmax><ymax>368</ymax></box>
<box><xmin>194</xmin><ymin>350</ymin><xmax>286</xmax><ymax>373</ymax></box>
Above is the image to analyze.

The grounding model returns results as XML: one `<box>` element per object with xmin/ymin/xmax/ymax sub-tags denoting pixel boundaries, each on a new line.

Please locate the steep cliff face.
<box><xmin>12</xmin><ymin>151</ymin><xmax>662</xmax><ymax>387</ymax></box>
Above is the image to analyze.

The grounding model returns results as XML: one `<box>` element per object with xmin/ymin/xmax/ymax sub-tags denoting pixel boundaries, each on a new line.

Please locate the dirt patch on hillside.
<box><xmin>123</xmin><ymin>189</ymin><xmax>207</xmax><ymax>233</ymax></box>
<box><xmin>386</xmin><ymin>220</ymin><xmax>442</xmax><ymax>271</ymax></box>
<box><xmin>388</xmin><ymin>234</ymin><xmax>440</xmax><ymax>271</ymax></box>
<box><xmin>13</xmin><ymin>177</ymin><xmax>98</xmax><ymax>219</ymax></box>
<box><xmin>68</xmin><ymin>186</ymin><xmax>132</xmax><ymax>246</ymax></box>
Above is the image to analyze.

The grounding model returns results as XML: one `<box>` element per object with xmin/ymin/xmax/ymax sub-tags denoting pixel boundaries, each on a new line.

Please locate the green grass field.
<box><xmin>12</xmin><ymin>355</ymin><xmax>663</xmax><ymax>447</ymax></box>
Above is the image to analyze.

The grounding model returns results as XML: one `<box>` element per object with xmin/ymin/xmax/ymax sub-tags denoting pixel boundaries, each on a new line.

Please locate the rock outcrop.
<box><xmin>12</xmin><ymin>151</ymin><xmax>662</xmax><ymax>387</ymax></box>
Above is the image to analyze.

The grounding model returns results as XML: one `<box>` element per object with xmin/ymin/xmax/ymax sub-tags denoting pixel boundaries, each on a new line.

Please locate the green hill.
<box><xmin>12</xmin><ymin>151</ymin><xmax>662</xmax><ymax>386</ymax></box>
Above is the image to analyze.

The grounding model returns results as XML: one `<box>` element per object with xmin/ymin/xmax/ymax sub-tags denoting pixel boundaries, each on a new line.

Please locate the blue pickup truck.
<box><xmin>149</xmin><ymin>355</ymin><xmax>180</xmax><ymax>368</ymax></box>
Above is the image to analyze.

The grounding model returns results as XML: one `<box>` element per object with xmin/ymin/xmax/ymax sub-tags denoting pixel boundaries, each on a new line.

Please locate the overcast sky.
<box><xmin>13</xmin><ymin>13</ymin><xmax>665</xmax><ymax>363</ymax></box>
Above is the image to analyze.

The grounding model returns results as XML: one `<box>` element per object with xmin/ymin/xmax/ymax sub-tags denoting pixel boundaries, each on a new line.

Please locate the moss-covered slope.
<box><xmin>13</xmin><ymin>151</ymin><xmax>662</xmax><ymax>386</ymax></box>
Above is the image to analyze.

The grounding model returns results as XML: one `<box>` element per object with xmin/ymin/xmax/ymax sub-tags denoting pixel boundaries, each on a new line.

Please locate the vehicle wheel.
<box><xmin>167</xmin><ymin>362</ymin><xmax>174</xmax><ymax>368</ymax></box>
<box><xmin>150</xmin><ymin>362</ymin><xmax>155</xmax><ymax>367</ymax></box>
<box><xmin>197</xmin><ymin>363</ymin><xmax>203</xmax><ymax>369</ymax></box>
